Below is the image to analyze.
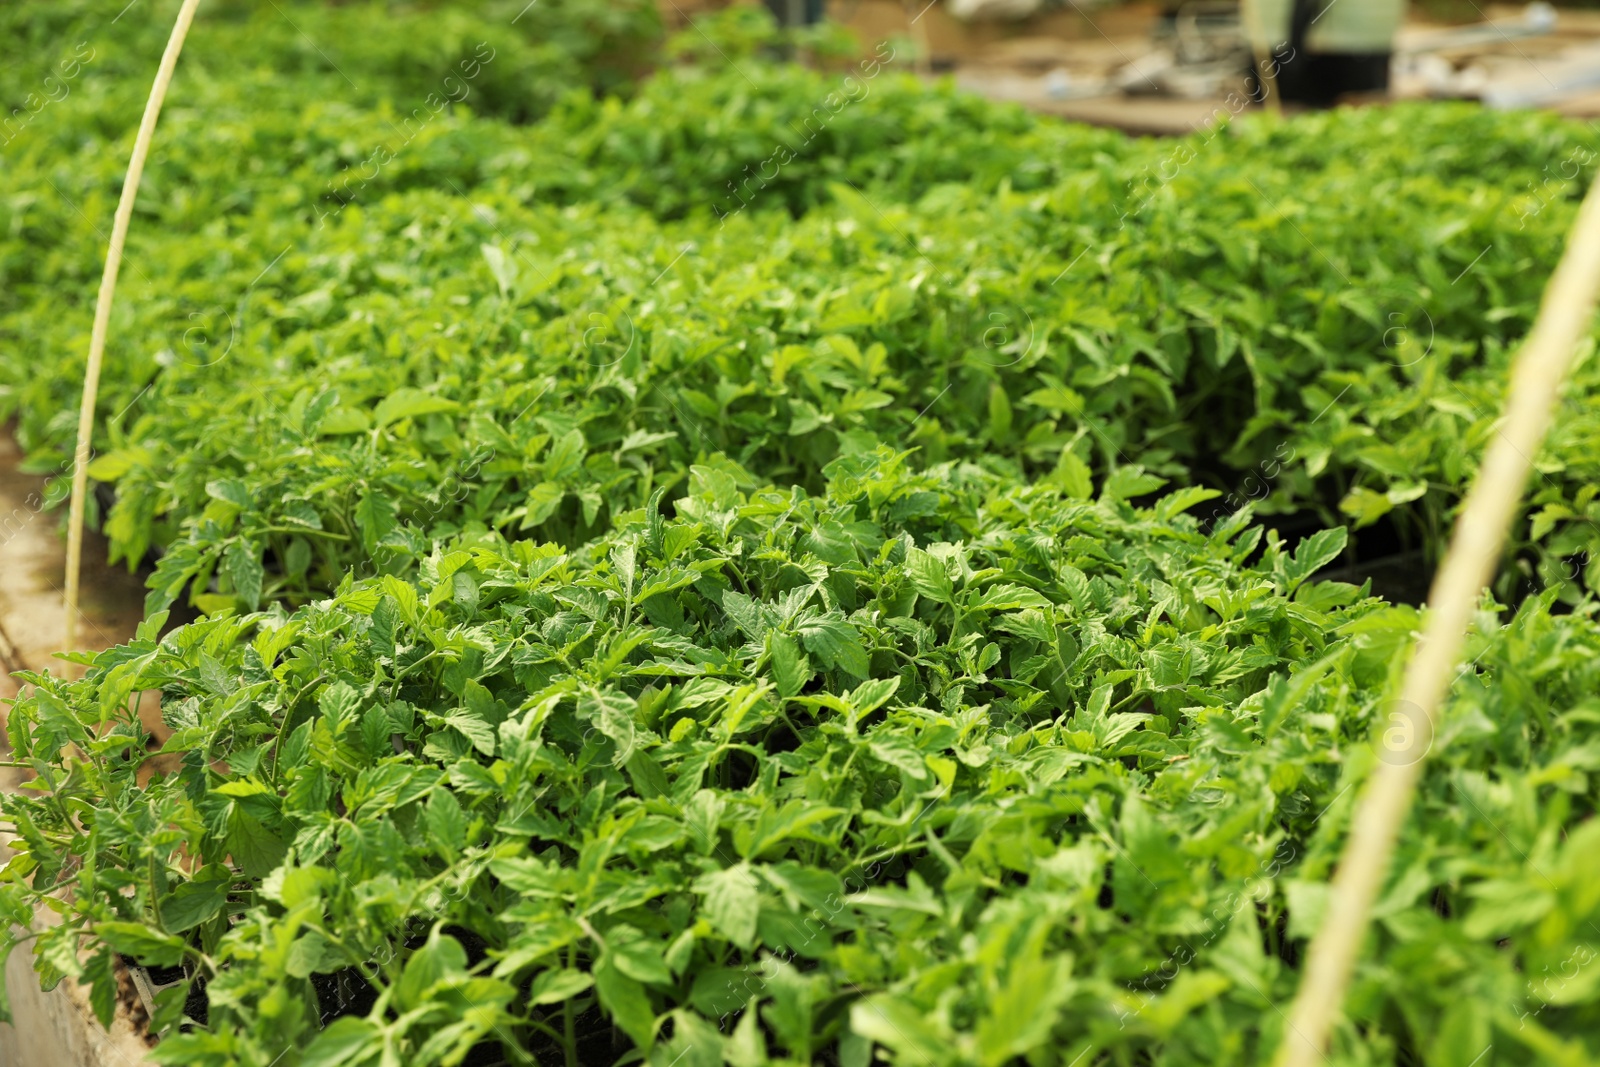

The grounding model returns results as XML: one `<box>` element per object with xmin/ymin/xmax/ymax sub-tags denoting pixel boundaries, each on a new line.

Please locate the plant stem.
<box><xmin>259</xmin><ymin>526</ymin><xmax>350</xmax><ymax>540</ymax></box>
<box><xmin>563</xmin><ymin>943</ymin><xmax>579</xmax><ymax>1067</ymax></box>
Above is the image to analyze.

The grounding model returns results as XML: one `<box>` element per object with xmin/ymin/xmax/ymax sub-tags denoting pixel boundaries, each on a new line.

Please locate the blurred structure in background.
<box><xmin>765</xmin><ymin>0</ymin><xmax>827</xmax><ymax>25</ymax></box>
<box><xmin>1241</xmin><ymin>0</ymin><xmax>1403</xmax><ymax>104</ymax></box>
<box><xmin>660</xmin><ymin>0</ymin><xmax>1600</xmax><ymax>132</ymax></box>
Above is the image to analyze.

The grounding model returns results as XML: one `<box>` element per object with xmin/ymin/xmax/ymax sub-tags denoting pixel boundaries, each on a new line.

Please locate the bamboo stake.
<box><xmin>1274</xmin><ymin>172</ymin><xmax>1600</xmax><ymax>1067</ymax></box>
<box><xmin>63</xmin><ymin>0</ymin><xmax>203</xmax><ymax>659</ymax></box>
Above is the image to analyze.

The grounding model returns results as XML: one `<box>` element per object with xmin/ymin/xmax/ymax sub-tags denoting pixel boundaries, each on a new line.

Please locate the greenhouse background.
<box><xmin>4</xmin><ymin>0</ymin><xmax>1600</xmax><ymax>1064</ymax></box>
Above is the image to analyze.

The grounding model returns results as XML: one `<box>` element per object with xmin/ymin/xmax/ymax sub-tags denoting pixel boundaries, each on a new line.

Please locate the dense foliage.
<box><xmin>11</xmin><ymin>457</ymin><xmax>1600</xmax><ymax>1064</ymax></box>
<box><xmin>5</xmin><ymin>3</ymin><xmax>1600</xmax><ymax>1066</ymax></box>
<box><xmin>9</xmin><ymin>454</ymin><xmax>1600</xmax><ymax>1067</ymax></box>
<box><xmin>0</xmin><ymin>0</ymin><xmax>662</xmax><ymax>130</ymax></box>
<box><xmin>7</xmin><ymin>35</ymin><xmax>1600</xmax><ymax>610</ymax></box>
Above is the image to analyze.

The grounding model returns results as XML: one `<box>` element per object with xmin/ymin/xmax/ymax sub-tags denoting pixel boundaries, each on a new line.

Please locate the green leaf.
<box><xmin>1283</xmin><ymin>526</ymin><xmax>1348</xmax><ymax>592</ymax></box>
<box><xmin>286</xmin><ymin>931</ymin><xmax>348</xmax><ymax>978</ymax></box>
<box><xmin>319</xmin><ymin>680</ymin><xmax>361</xmax><ymax>729</ymax></box>
<box><xmin>764</xmin><ymin>963</ymin><xmax>816</xmax><ymax>1062</ymax></box>
<box><xmin>159</xmin><ymin>877</ymin><xmax>229</xmax><ymax>933</ymax></box>
<box><xmin>316</xmin><ymin>408</ymin><xmax>371</xmax><ymax>435</ymax></box>
<box><xmin>424</xmin><ymin>788</ymin><xmax>468</xmax><ymax>852</ymax></box>
<box><xmin>83</xmin><ymin>946</ymin><xmax>118</xmax><ymax>1031</ymax></box>
<box><xmin>609</xmin><ymin>928</ymin><xmax>674</xmax><ymax>986</ymax></box>
<box><xmin>850</xmin><ymin>994</ymin><xmax>947</xmax><ymax>1066</ymax></box>
<box><xmin>373</xmin><ymin>387</ymin><xmax>459</xmax><ymax>429</ymax></box>
<box><xmin>722</xmin><ymin>590</ymin><xmax>770</xmax><ymax>640</ymax></box>
<box><xmin>225</xmin><ymin>806</ymin><xmax>287</xmax><ymax>879</ymax></box>
<box><xmin>95</xmin><ymin>923</ymin><xmax>186</xmax><ymax>968</ymax></box>
<box><xmin>545</xmin><ymin>428</ymin><xmax>587</xmax><ymax>481</ymax></box>
<box><xmin>796</xmin><ymin>616</ymin><xmax>869</xmax><ymax>678</ymax></box>
<box><xmin>224</xmin><ymin>540</ymin><xmax>264</xmax><ymax>610</ymax></box>
<box><xmin>204</xmin><ymin>478</ymin><xmax>253</xmax><ymax>509</ymax></box>
<box><xmin>1050</xmin><ymin>447</ymin><xmax>1094</xmax><ymax>500</ymax></box>
<box><xmin>967</xmin><ymin>583</ymin><xmax>1052</xmax><ymax>612</ymax></box>
<box><xmin>1155</xmin><ymin>485</ymin><xmax>1222</xmax><ymax>519</ymax></box>
<box><xmin>848</xmin><ymin>676</ymin><xmax>899</xmax><ymax>716</ymax></box>
<box><xmin>300</xmin><ymin>1017</ymin><xmax>381</xmax><ymax>1067</ymax></box>
<box><xmin>695</xmin><ymin>863</ymin><xmax>761</xmax><ymax>950</ymax></box>
<box><xmin>1102</xmin><ymin>467</ymin><xmax>1167</xmax><ymax>502</ymax></box>
<box><xmin>529</xmin><ymin>968</ymin><xmax>595</xmax><ymax>1006</ymax></box>
<box><xmin>1339</xmin><ymin>485</ymin><xmax>1392</xmax><ymax>528</ymax></box>
<box><xmin>580</xmin><ymin>689</ymin><xmax>637</xmax><ymax>765</ymax></box>
<box><xmin>903</xmin><ymin>548</ymin><xmax>954</xmax><ymax>604</ymax></box>
<box><xmin>742</xmin><ymin>800</ymin><xmax>844</xmax><ymax>858</ymax></box>
<box><xmin>1021</xmin><ymin>382</ymin><xmax>1083</xmax><ymax>415</ymax></box>
<box><xmin>397</xmin><ymin>930</ymin><xmax>468</xmax><ymax>1012</ymax></box>
<box><xmin>481</xmin><ymin>243</ymin><xmax>517</xmax><ymax>297</ymax></box>
<box><xmin>728</xmin><ymin>1006</ymin><xmax>769</xmax><ymax>1067</ymax></box>
<box><xmin>655</xmin><ymin>1010</ymin><xmax>724</xmax><ymax>1067</ymax></box>
<box><xmin>987</xmin><ymin>382</ymin><xmax>1013</xmax><ymax>441</ymax></box>
<box><xmin>86</xmin><ymin>449</ymin><xmax>142</xmax><ymax>482</ymax></box>
<box><xmin>974</xmin><ymin>952</ymin><xmax>1074</xmax><ymax>1065</ymax></box>
<box><xmin>354</xmin><ymin>490</ymin><xmax>398</xmax><ymax>554</ymax></box>
<box><xmin>595</xmin><ymin>954</ymin><xmax>657</xmax><ymax>1050</ymax></box>
<box><xmin>522</xmin><ymin>482</ymin><xmax>566</xmax><ymax>528</ymax></box>
<box><xmin>440</xmin><ymin>710</ymin><xmax>496</xmax><ymax>757</ymax></box>
<box><xmin>769</xmin><ymin>632</ymin><xmax>812</xmax><ymax>698</ymax></box>
<box><xmin>198</xmin><ymin>652</ymin><xmax>238</xmax><ymax>697</ymax></box>
<box><xmin>625</xmin><ymin>751</ymin><xmax>672</xmax><ymax>799</ymax></box>
<box><xmin>683</xmin><ymin>789</ymin><xmax>726</xmax><ymax>856</ymax></box>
